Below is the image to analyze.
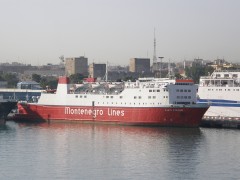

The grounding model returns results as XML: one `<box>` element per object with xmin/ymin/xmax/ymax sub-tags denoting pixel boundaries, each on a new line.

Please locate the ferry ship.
<box><xmin>198</xmin><ymin>70</ymin><xmax>240</xmax><ymax>121</ymax></box>
<box><xmin>14</xmin><ymin>76</ymin><xmax>209</xmax><ymax>127</ymax></box>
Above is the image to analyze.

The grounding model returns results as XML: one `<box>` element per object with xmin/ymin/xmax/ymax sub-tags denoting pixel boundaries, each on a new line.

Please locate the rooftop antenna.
<box><xmin>152</xmin><ymin>28</ymin><xmax>157</xmax><ymax>72</ymax></box>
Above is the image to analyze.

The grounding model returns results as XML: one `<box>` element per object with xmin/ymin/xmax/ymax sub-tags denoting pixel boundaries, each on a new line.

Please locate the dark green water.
<box><xmin>1</xmin><ymin>121</ymin><xmax>240</xmax><ymax>180</ymax></box>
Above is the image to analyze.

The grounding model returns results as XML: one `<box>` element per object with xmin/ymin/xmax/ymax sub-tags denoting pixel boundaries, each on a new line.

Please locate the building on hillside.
<box><xmin>17</xmin><ymin>81</ymin><xmax>42</xmax><ymax>90</ymax></box>
<box><xmin>89</xmin><ymin>63</ymin><xmax>106</xmax><ymax>79</ymax></box>
<box><xmin>65</xmin><ymin>56</ymin><xmax>88</xmax><ymax>76</ymax></box>
<box><xmin>214</xmin><ymin>59</ymin><xmax>225</xmax><ymax>65</ymax></box>
<box><xmin>129</xmin><ymin>58</ymin><xmax>150</xmax><ymax>73</ymax></box>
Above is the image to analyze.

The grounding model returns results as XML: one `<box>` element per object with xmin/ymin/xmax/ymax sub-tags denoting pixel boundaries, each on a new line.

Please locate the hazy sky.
<box><xmin>0</xmin><ymin>0</ymin><xmax>239</xmax><ymax>66</ymax></box>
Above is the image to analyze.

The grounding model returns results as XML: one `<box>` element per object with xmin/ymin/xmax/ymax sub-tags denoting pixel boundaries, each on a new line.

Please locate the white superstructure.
<box><xmin>198</xmin><ymin>70</ymin><xmax>240</xmax><ymax>119</ymax></box>
<box><xmin>37</xmin><ymin>78</ymin><xmax>199</xmax><ymax>108</ymax></box>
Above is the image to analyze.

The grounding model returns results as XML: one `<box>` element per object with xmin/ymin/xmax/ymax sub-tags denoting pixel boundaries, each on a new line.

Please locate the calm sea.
<box><xmin>1</xmin><ymin>121</ymin><xmax>240</xmax><ymax>180</ymax></box>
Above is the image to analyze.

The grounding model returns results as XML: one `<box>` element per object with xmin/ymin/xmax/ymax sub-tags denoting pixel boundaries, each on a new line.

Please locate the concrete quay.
<box><xmin>201</xmin><ymin>116</ymin><xmax>240</xmax><ymax>129</ymax></box>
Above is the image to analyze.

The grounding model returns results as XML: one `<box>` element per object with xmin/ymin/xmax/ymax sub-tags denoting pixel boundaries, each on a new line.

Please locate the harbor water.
<box><xmin>1</xmin><ymin>121</ymin><xmax>240</xmax><ymax>180</ymax></box>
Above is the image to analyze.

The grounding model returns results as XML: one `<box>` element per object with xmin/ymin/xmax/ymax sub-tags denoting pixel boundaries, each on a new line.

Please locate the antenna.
<box><xmin>152</xmin><ymin>28</ymin><xmax>157</xmax><ymax>72</ymax></box>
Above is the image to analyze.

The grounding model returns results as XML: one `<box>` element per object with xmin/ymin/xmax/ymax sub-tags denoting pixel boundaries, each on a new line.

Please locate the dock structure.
<box><xmin>0</xmin><ymin>119</ymin><xmax>6</xmax><ymax>125</ymax></box>
<box><xmin>201</xmin><ymin>116</ymin><xmax>240</xmax><ymax>129</ymax></box>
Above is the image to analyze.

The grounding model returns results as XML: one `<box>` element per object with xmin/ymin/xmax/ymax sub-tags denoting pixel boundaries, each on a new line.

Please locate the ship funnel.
<box><xmin>56</xmin><ymin>76</ymin><xmax>70</xmax><ymax>94</ymax></box>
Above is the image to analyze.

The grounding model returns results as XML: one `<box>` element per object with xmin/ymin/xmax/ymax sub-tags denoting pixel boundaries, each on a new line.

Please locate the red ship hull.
<box><xmin>15</xmin><ymin>103</ymin><xmax>208</xmax><ymax>127</ymax></box>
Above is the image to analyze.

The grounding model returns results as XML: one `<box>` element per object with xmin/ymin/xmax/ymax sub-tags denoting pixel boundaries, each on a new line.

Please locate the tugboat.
<box><xmin>0</xmin><ymin>95</ymin><xmax>17</xmax><ymax>124</ymax></box>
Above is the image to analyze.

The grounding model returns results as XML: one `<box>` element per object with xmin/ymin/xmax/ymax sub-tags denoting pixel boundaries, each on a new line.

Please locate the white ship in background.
<box><xmin>198</xmin><ymin>70</ymin><xmax>240</xmax><ymax>120</ymax></box>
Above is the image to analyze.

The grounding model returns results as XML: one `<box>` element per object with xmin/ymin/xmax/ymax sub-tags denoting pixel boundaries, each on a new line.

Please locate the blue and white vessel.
<box><xmin>198</xmin><ymin>70</ymin><xmax>240</xmax><ymax>120</ymax></box>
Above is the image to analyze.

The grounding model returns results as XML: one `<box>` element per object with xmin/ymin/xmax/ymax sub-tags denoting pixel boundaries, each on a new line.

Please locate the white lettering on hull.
<box><xmin>107</xmin><ymin>108</ymin><xmax>125</xmax><ymax>116</ymax></box>
<box><xmin>65</xmin><ymin>107</ymin><xmax>125</xmax><ymax>117</ymax></box>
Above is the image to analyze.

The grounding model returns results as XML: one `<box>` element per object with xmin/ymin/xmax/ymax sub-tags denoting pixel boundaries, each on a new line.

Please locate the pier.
<box><xmin>201</xmin><ymin>116</ymin><xmax>240</xmax><ymax>129</ymax></box>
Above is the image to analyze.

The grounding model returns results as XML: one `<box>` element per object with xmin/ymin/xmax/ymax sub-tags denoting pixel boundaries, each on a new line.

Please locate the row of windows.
<box><xmin>75</xmin><ymin>95</ymin><xmax>119</xmax><ymax>98</ymax></box>
<box><xmin>148</xmin><ymin>96</ymin><xmax>156</xmax><ymax>99</ymax></box>
<box><xmin>106</xmin><ymin>96</ymin><xmax>114</xmax><ymax>98</ymax></box>
<box><xmin>75</xmin><ymin>95</ymin><xmax>167</xmax><ymax>99</ymax></box>
<box><xmin>176</xmin><ymin>89</ymin><xmax>191</xmax><ymax>92</ymax></box>
<box><xmin>74</xmin><ymin>95</ymin><xmax>166</xmax><ymax>104</ymax></box>
<box><xmin>149</xmin><ymin>89</ymin><xmax>167</xmax><ymax>92</ymax></box>
<box><xmin>75</xmin><ymin>95</ymin><xmax>87</xmax><ymax>98</ymax></box>
<box><xmin>177</xmin><ymin>96</ymin><xmax>191</xmax><ymax>99</ymax></box>
<box><xmin>208</xmin><ymin>89</ymin><xmax>240</xmax><ymax>91</ymax></box>
<box><xmin>147</xmin><ymin>96</ymin><xmax>168</xmax><ymax>99</ymax></box>
<box><xmin>216</xmin><ymin>74</ymin><xmax>238</xmax><ymax>78</ymax></box>
<box><xmin>95</xmin><ymin>102</ymin><xmax>163</xmax><ymax>105</ymax></box>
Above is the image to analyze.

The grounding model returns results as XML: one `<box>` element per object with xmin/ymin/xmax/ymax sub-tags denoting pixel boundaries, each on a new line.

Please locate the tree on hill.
<box><xmin>123</xmin><ymin>76</ymin><xmax>136</xmax><ymax>82</ymax></box>
<box><xmin>185</xmin><ymin>66</ymin><xmax>214</xmax><ymax>83</ymax></box>
<box><xmin>0</xmin><ymin>75</ymin><xmax>4</xmax><ymax>81</ymax></box>
<box><xmin>69</xmin><ymin>73</ymin><xmax>86</xmax><ymax>84</ymax></box>
<box><xmin>2</xmin><ymin>73</ymin><xmax>19</xmax><ymax>88</ymax></box>
<box><xmin>175</xmin><ymin>73</ymin><xmax>184</xmax><ymax>79</ymax></box>
<box><xmin>40</xmin><ymin>76</ymin><xmax>58</xmax><ymax>89</ymax></box>
<box><xmin>32</xmin><ymin>74</ymin><xmax>41</xmax><ymax>83</ymax></box>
